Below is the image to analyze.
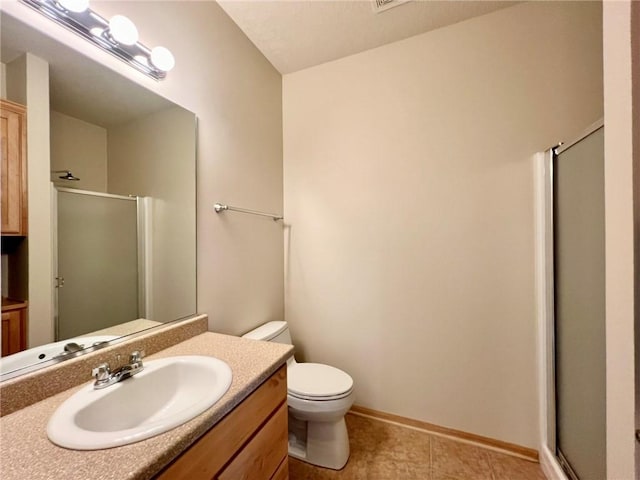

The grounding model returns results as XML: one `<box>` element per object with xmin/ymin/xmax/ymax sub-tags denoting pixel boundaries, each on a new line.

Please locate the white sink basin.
<box><xmin>47</xmin><ymin>355</ymin><xmax>232</xmax><ymax>450</ymax></box>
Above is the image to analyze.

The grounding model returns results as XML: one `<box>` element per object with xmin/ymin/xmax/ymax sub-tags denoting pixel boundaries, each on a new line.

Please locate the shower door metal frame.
<box><xmin>52</xmin><ymin>187</ymin><xmax>146</xmax><ymax>340</ymax></box>
<box><xmin>541</xmin><ymin>145</ymin><xmax>558</xmax><ymax>458</ymax></box>
<box><xmin>555</xmin><ymin>120</ymin><xmax>605</xmax><ymax>156</ymax></box>
<box><xmin>544</xmin><ymin>118</ymin><xmax>604</xmax><ymax>480</ymax></box>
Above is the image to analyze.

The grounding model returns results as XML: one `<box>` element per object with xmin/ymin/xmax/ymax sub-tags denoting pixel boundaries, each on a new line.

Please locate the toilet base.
<box><xmin>288</xmin><ymin>414</ymin><xmax>350</xmax><ymax>470</ymax></box>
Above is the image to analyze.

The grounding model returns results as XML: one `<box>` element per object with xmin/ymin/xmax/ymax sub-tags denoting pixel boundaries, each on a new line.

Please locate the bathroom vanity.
<box><xmin>158</xmin><ymin>365</ymin><xmax>288</xmax><ymax>479</ymax></box>
<box><xmin>0</xmin><ymin>315</ymin><xmax>293</xmax><ymax>480</ymax></box>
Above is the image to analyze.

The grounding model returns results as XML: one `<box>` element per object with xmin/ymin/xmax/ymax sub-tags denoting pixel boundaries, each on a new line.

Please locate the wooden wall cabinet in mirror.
<box><xmin>1</xmin><ymin>300</ymin><xmax>27</xmax><ymax>356</ymax></box>
<box><xmin>1</xmin><ymin>99</ymin><xmax>27</xmax><ymax>236</ymax></box>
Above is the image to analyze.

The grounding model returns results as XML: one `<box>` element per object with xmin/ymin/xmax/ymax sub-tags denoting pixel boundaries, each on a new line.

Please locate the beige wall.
<box><xmin>0</xmin><ymin>62</ymin><xmax>6</xmax><ymax>98</ymax></box>
<box><xmin>50</xmin><ymin>111</ymin><xmax>108</xmax><ymax>192</ymax></box>
<box><xmin>2</xmin><ymin>0</ymin><xmax>284</xmax><ymax>335</ymax></box>
<box><xmin>283</xmin><ymin>1</ymin><xmax>602</xmax><ymax>449</ymax></box>
<box><xmin>603</xmin><ymin>1</ymin><xmax>637</xmax><ymax>477</ymax></box>
<box><xmin>1</xmin><ymin>63</ymin><xmax>8</xmax><ymax>299</ymax></box>
<box><xmin>635</xmin><ymin>2</ymin><xmax>640</xmax><ymax>474</ymax></box>
<box><xmin>5</xmin><ymin>53</ymin><xmax>54</xmax><ymax>348</ymax></box>
<box><xmin>108</xmin><ymin>107</ymin><xmax>197</xmax><ymax>323</ymax></box>
<box><xmin>92</xmin><ymin>1</ymin><xmax>284</xmax><ymax>335</ymax></box>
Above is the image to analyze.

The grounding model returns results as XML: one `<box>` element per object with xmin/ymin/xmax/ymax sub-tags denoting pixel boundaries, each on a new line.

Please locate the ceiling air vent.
<box><xmin>372</xmin><ymin>0</ymin><xmax>412</xmax><ymax>14</ymax></box>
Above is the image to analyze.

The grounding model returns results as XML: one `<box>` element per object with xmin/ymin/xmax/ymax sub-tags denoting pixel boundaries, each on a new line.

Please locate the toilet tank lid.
<box><xmin>242</xmin><ymin>321</ymin><xmax>288</xmax><ymax>341</ymax></box>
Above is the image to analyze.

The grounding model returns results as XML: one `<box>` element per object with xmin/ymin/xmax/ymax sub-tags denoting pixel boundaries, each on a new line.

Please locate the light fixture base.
<box><xmin>19</xmin><ymin>0</ymin><xmax>171</xmax><ymax>80</ymax></box>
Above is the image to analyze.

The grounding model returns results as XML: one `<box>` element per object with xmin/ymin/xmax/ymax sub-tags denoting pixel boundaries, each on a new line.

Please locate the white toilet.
<box><xmin>242</xmin><ymin>321</ymin><xmax>355</xmax><ymax>470</ymax></box>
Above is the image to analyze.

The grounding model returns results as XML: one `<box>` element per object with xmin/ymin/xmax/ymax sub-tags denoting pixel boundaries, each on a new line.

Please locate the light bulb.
<box><xmin>108</xmin><ymin>15</ymin><xmax>138</xmax><ymax>45</ymax></box>
<box><xmin>150</xmin><ymin>46</ymin><xmax>175</xmax><ymax>72</ymax></box>
<box><xmin>58</xmin><ymin>0</ymin><xmax>89</xmax><ymax>13</ymax></box>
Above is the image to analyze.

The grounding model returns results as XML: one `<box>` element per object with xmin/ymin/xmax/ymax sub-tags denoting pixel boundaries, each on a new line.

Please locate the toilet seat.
<box><xmin>288</xmin><ymin>389</ymin><xmax>353</xmax><ymax>402</ymax></box>
<box><xmin>288</xmin><ymin>363</ymin><xmax>353</xmax><ymax>401</ymax></box>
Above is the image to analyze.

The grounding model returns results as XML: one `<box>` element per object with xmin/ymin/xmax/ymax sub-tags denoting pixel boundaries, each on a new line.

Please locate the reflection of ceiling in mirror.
<box><xmin>0</xmin><ymin>13</ymin><xmax>171</xmax><ymax>127</ymax></box>
<box><xmin>0</xmin><ymin>10</ymin><xmax>197</xmax><ymax>381</ymax></box>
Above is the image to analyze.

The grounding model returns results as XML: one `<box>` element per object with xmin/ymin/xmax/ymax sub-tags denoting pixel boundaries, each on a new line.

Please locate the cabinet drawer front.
<box><xmin>271</xmin><ymin>456</ymin><xmax>289</xmax><ymax>480</ymax></box>
<box><xmin>156</xmin><ymin>365</ymin><xmax>287</xmax><ymax>480</ymax></box>
<box><xmin>218</xmin><ymin>402</ymin><xmax>288</xmax><ymax>480</ymax></box>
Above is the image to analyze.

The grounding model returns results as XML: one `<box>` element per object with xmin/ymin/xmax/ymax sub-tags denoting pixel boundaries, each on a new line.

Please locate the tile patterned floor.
<box><xmin>289</xmin><ymin>414</ymin><xmax>546</xmax><ymax>480</ymax></box>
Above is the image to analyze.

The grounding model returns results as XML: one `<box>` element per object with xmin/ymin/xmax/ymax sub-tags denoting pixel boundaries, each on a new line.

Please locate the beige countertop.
<box><xmin>0</xmin><ymin>332</ymin><xmax>293</xmax><ymax>480</ymax></box>
<box><xmin>88</xmin><ymin>318</ymin><xmax>163</xmax><ymax>337</ymax></box>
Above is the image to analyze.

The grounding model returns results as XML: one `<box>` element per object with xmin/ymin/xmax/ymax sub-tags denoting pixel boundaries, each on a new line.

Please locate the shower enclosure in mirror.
<box><xmin>0</xmin><ymin>9</ymin><xmax>197</xmax><ymax>379</ymax></box>
<box><xmin>54</xmin><ymin>188</ymin><xmax>146</xmax><ymax>340</ymax></box>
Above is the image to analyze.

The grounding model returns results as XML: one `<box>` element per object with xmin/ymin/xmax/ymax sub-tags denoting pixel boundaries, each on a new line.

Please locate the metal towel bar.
<box><xmin>214</xmin><ymin>203</ymin><xmax>283</xmax><ymax>221</ymax></box>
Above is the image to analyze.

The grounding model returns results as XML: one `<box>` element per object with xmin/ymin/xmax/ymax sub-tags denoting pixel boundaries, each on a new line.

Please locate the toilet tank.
<box><xmin>242</xmin><ymin>321</ymin><xmax>292</xmax><ymax>345</ymax></box>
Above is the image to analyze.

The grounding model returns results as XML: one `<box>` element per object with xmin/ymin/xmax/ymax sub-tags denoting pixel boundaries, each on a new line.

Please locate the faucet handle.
<box><xmin>129</xmin><ymin>350</ymin><xmax>145</xmax><ymax>363</ymax></box>
<box><xmin>92</xmin><ymin>363</ymin><xmax>111</xmax><ymax>382</ymax></box>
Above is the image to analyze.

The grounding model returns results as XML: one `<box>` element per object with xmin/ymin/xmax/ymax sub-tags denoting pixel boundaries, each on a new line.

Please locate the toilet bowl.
<box><xmin>242</xmin><ymin>321</ymin><xmax>354</xmax><ymax>470</ymax></box>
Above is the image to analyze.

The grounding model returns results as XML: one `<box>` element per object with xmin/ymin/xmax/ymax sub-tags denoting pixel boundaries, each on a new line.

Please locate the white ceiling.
<box><xmin>0</xmin><ymin>1</ymin><xmax>520</xmax><ymax>121</ymax></box>
<box><xmin>217</xmin><ymin>0</ymin><xmax>520</xmax><ymax>74</ymax></box>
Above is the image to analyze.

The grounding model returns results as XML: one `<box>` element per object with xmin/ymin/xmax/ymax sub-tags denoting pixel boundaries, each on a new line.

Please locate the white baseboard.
<box><xmin>539</xmin><ymin>445</ymin><xmax>568</xmax><ymax>480</ymax></box>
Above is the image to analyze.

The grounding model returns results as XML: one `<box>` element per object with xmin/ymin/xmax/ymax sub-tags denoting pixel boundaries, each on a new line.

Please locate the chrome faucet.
<box><xmin>63</xmin><ymin>342</ymin><xmax>84</xmax><ymax>353</ymax></box>
<box><xmin>92</xmin><ymin>351</ymin><xmax>145</xmax><ymax>389</ymax></box>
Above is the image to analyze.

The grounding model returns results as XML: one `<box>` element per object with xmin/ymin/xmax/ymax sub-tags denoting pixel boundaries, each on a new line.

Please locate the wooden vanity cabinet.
<box><xmin>156</xmin><ymin>365</ymin><xmax>288</xmax><ymax>480</ymax></box>
<box><xmin>1</xmin><ymin>99</ymin><xmax>27</xmax><ymax>236</ymax></box>
<box><xmin>1</xmin><ymin>299</ymin><xmax>27</xmax><ymax>356</ymax></box>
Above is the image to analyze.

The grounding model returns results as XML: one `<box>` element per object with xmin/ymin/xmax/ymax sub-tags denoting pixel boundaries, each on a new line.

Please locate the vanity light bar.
<box><xmin>19</xmin><ymin>0</ymin><xmax>174</xmax><ymax>80</ymax></box>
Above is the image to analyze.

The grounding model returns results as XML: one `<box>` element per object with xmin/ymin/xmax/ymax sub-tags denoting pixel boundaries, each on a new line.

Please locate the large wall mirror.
<box><xmin>0</xmin><ymin>12</ymin><xmax>197</xmax><ymax>380</ymax></box>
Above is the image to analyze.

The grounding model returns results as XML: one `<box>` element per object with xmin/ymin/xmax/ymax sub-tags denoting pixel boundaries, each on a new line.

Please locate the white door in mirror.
<box><xmin>47</xmin><ymin>355</ymin><xmax>232</xmax><ymax>450</ymax></box>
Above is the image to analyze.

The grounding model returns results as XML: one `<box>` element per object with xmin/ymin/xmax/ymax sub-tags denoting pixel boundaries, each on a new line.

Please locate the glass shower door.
<box><xmin>553</xmin><ymin>125</ymin><xmax>606</xmax><ymax>480</ymax></box>
<box><xmin>56</xmin><ymin>189</ymin><xmax>139</xmax><ymax>339</ymax></box>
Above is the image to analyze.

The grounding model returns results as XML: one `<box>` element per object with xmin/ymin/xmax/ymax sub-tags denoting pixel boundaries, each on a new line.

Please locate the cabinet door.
<box><xmin>156</xmin><ymin>366</ymin><xmax>287</xmax><ymax>480</ymax></box>
<box><xmin>217</xmin><ymin>403</ymin><xmax>288</xmax><ymax>480</ymax></box>
<box><xmin>1</xmin><ymin>309</ymin><xmax>26</xmax><ymax>356</ymax></box>
<box><xmin>271</xmin><ymin>457</ymin><xmax>289</xmax><ymax>480</ymax></box>
<box><xmin>1</xmin><ymin>100</ymin><xmax>27</xmax><ymax>235</ymax></box>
